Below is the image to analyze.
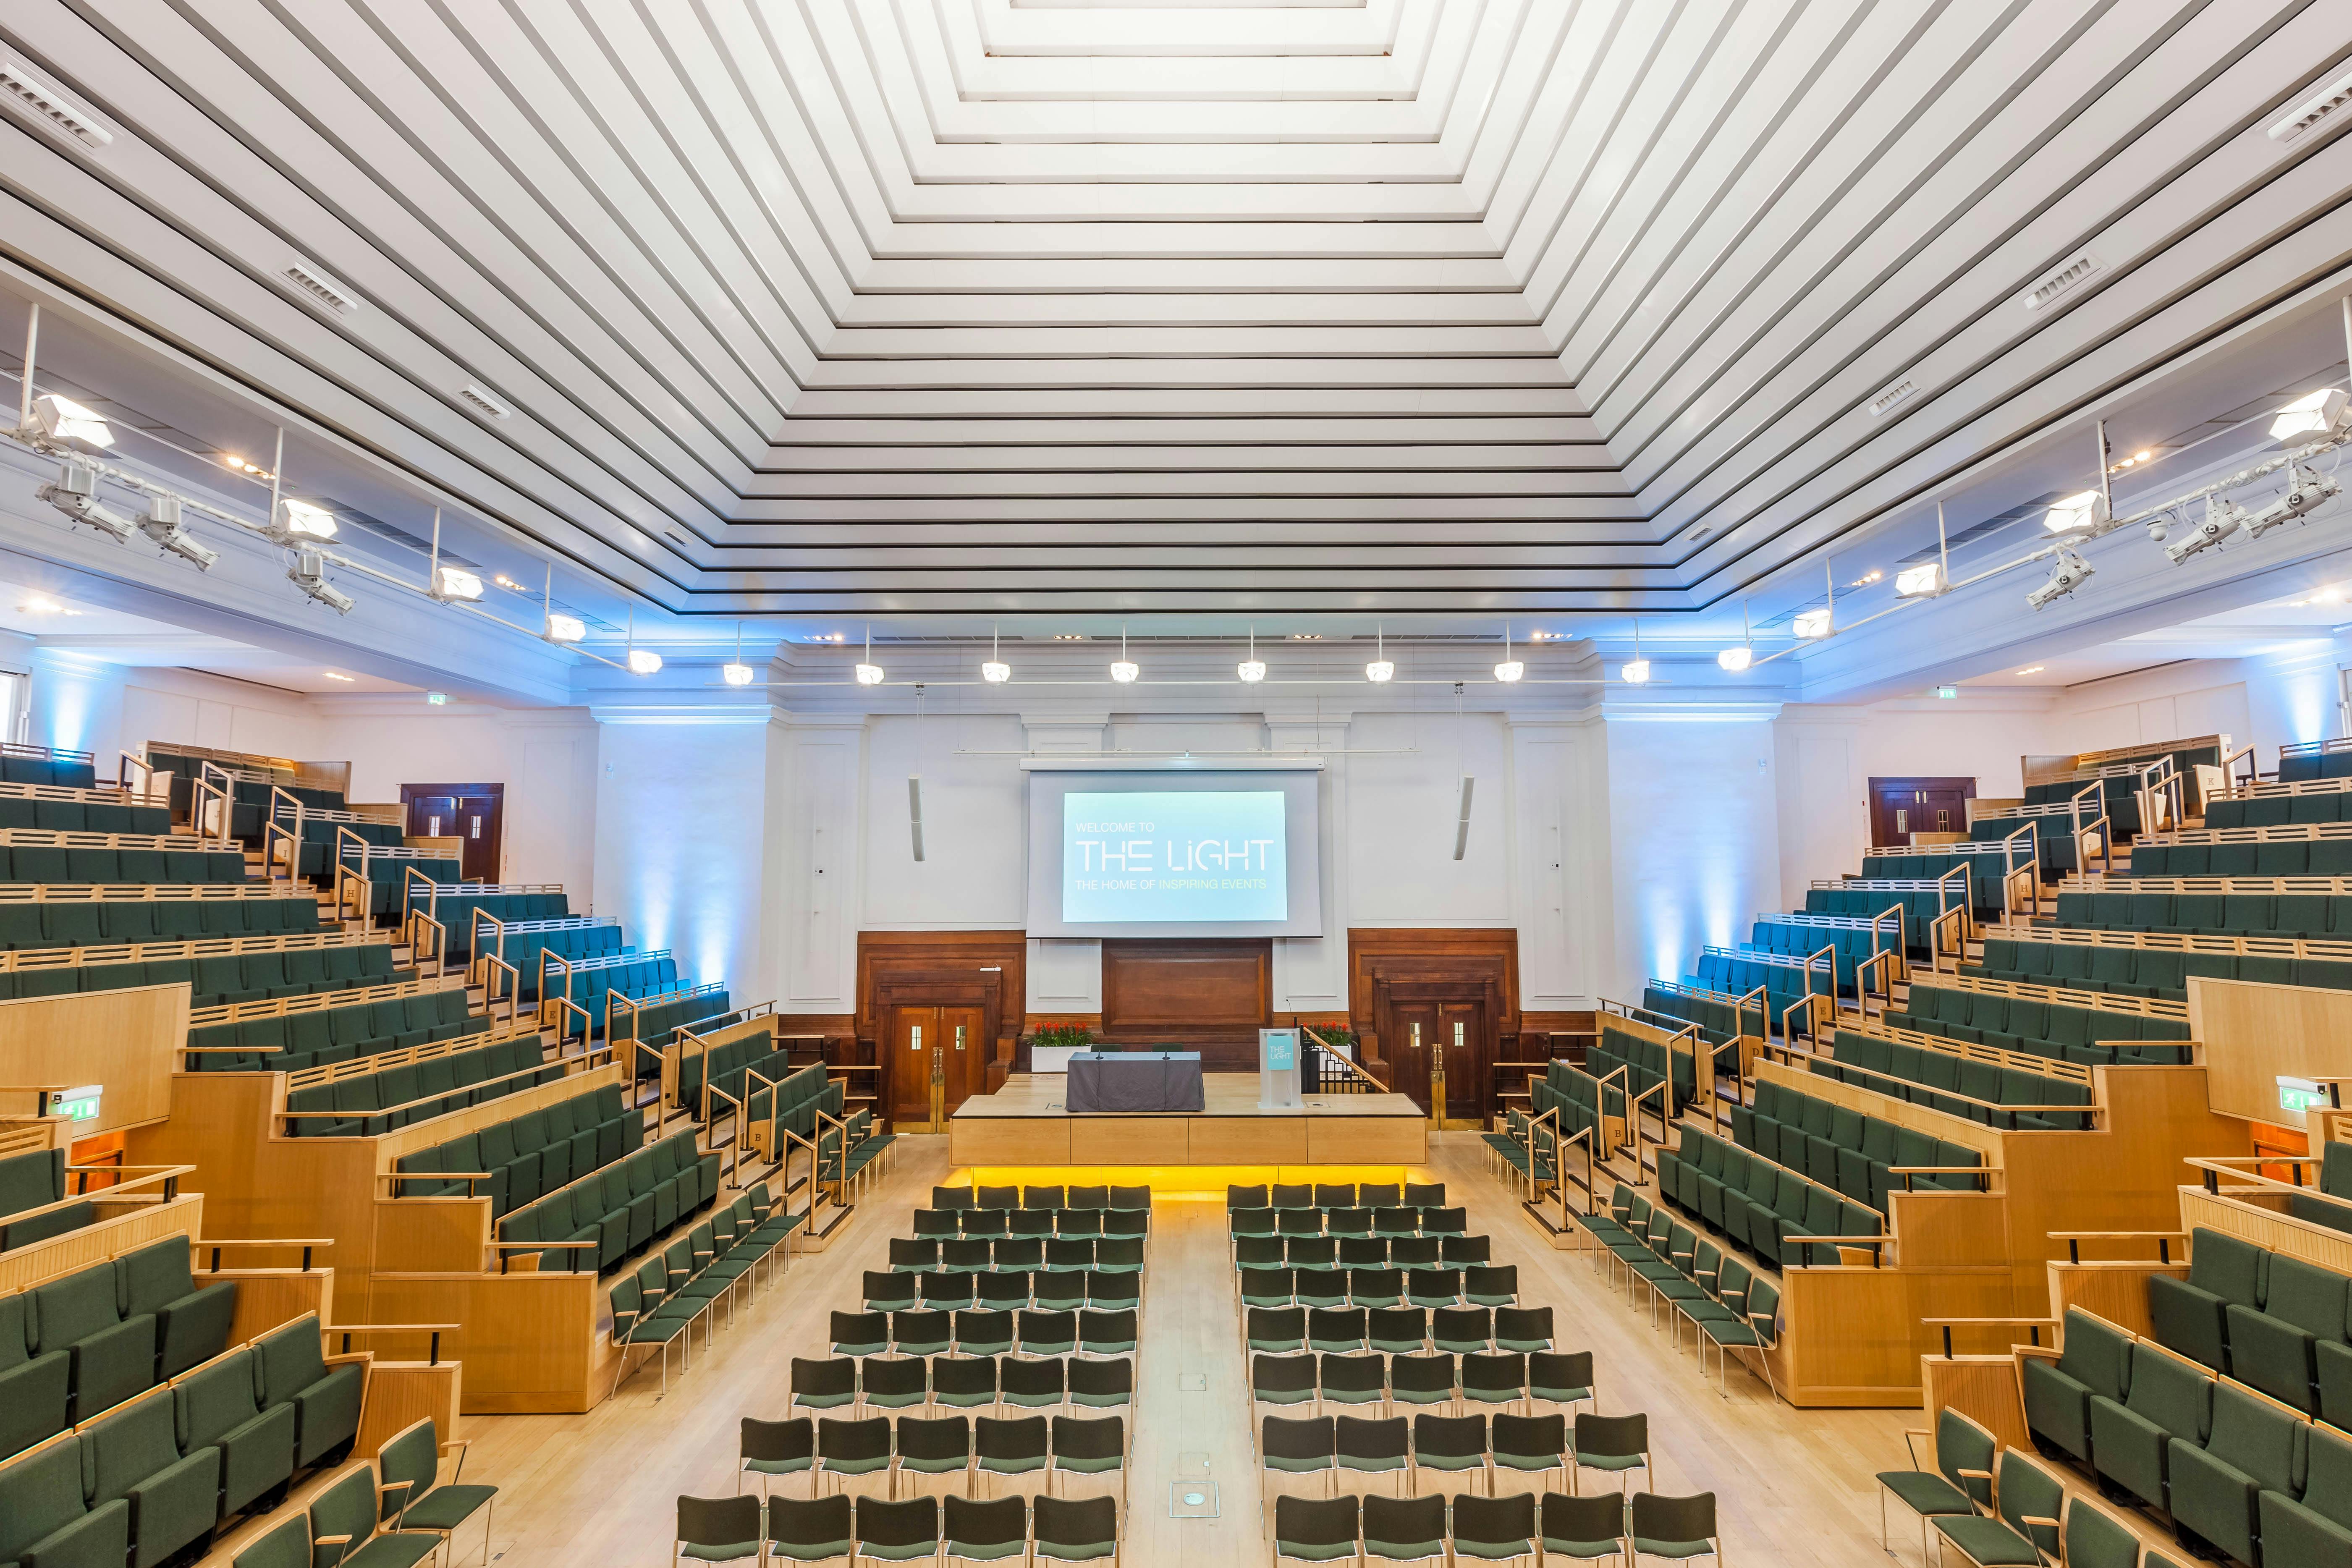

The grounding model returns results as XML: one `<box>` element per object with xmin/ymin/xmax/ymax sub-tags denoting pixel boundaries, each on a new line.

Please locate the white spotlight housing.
<box><xmin>2238</xmin><ymin>463</ymin><xmax>2343</xmax><ymax>543</ymax></box>
<box><xmin>1110</xmin><ymin>628</ymin><xmax>1138</xmax><ymax>684</ymax></box>
<box><xmin>26</xmin><ymin>394</ymin><xmax>112</xmax><ymax>448</ymax></box>
<box><xmin>1494</xmin><ymin>626</ymin><xmax>1523</xmax><ymax>682</ymax></box>
<box><xmin>544</xmin><ymin>612</ymin><xmax>586</xmax><ymax>644</ymax></box>
<box><xmin>2025</xmin><ymin>546</ymin><xmax>2095</xmax><ymax>611</ymax></box>
<box><xmin>854</xmin><ymin>626</ymin><xmax>884</xmax><ymax>686</ymax></box>
<box><xmin>1894</xmin><ymin>562</ymin><xmax>1946</xmax><ymax>598</ymax></box>
<box><xmin>1621</xmin><ymin>658</ymin><xmax>1652</xmax><ymax>684</ymax></box>
<box><xmin>287</xmin><ymin>549</ymin><xmax>355</xmax><ymax>614</ymax></box>
<box><xmin>981</xmin><ymin>625</ymin><xmax>1011</xmax><ymax>683</ymax></box>
<box><xmin>2043</xmin><ymin>490</ymin><xmax>2108</xmax><ymax>534</ymax></box>
<box><xmin>37</xmin><ymin>459</ymin><xmax>135</xmax><ymax>542</ymax></box>
<box><xmin>139</xmin><ymin>495</ymin><xmax>217</xmax><ymax>571</ymax></box>
<box><xmin>722</xmin><ymin>662</ymin><xmax>755</xmax><ymax>687</ymax></box>
<box><xmin>1716</xmin><ymin>646</ymin><xmax>1753</xmax><ymax>673</ymax></box>
<box><xmin>627</xmin><ymin>648</ymin><xmax>663</xmax><ymax>675</ymax></box>
<box><xmin>1792</xmin><ymin>608</ymin><xmax>1832</xmax><ymax>639</ymax></box>
<box><xmin>272</xmin><ymin>499</ymin><xmax>338</xmax><ymax>542</ymax></box>
<box><xmin>432</xmin><ymin>565</ymin><xmax>483</xmax><ymax>602</ymax></box>
<box><xmin>2272</xmin><ymin>389</ymin><xmax>2352</xmax><ymax>445</ymax></box>
<box><xmin>2164</xmin><ymin>496</ymin><xmax>2251</xmax><ymax>565</ymax></box>
<box><xmin>1366</xmin><ymin>625</ymin><xmax>1393</xmax><ymax>683</ymax></box>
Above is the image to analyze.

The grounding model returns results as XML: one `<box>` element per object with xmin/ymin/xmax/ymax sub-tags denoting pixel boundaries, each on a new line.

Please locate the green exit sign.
<box><xmin>54</xmin><ymin>1085</ymin><xmax>100</xmax><ymax>1121</ymax></box>
<box><xmin>2280</xmin><ymin>1077</ymin><xmax>2331</xmax><ymax>1114</ymax></box>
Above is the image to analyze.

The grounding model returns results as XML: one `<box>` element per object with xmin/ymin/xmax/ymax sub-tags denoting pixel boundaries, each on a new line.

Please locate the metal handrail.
<box><xmin>1302</xmin><ymin>1026</ymin><xmax>1387</xmax><ymax>1093</ymax></box>
<box><xmin>480</xmin><ymin>953</ymin><xmax>520</xmax><ymax>1024</ymax></box>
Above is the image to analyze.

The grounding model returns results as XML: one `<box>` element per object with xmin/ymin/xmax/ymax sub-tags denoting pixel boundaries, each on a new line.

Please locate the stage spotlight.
<box><xmin>2238</xmin><ymin>463</ymin><xmax>2342</xmax><ymax>543</ymax></box>
<box><xmin>722</xmin><ymin>662</ymin><xmax>755</xmax><ymax>686</ymax></box>
<box><xmin>1621</xmin><ymin>658</ymin><xmax>1651</xmax><ymax>683</ymax></box>
<box><xmin>1716</xmin><ymin>645</ymin><xmax>1752</xmax><ymax>673</ymax></box>
<box><xmin>627</xmin><ymin>648</ymin><xmax>663</xmax><ymax>675</ymax></box>
<box><xmin>287</xmin><ymin>549</ymin><xmax>355</xmax><ymax>614</ymax></box>
<box><xmin>544</xmin><ymin>612</ymin><xmax>586</xmax><ymax>643</ymax></box>
<box><xmin>37</xmin><ymin>460</ymin><xmax>135</xmax><ymax>542</ymax></box>
<box><xmin>139</xmin><ymin>495</ymin><xmax>217</xmax><ymax>570</ymax></box>
<box><xmin>2025</xmin><ymin>545</ymin><xmax>2094</xmax><ymax>611</ymax></box>
<box><xmin>2163</xmin><ymin>496</ymin><xmax>2250</xmax><ymax>565</ymax></box>
<box><xmin>1792</xmin><ymin>608</ymin><xmax>1832</xmax><ymax>639</ymax></box>
<box><xmin>270</xmin><ymin>498</ymin><xmax>337</xmax><ymax>542</ymax></box>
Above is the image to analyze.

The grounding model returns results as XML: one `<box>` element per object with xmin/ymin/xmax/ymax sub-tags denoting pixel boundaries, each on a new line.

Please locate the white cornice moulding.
<box><xmin>1016</xmin><ymin>755</ymin><xmax>1323</xmax><ymax>772</ymax></box>
<box><xmin>1603</xmin><ymin>699</ymin><xmax>1786</xmax><ymax>725</ymax></box>
<box><xmin>590</xmin><ymin>701</ymin><xmax>773</xmax><ymax>726</ymax></box>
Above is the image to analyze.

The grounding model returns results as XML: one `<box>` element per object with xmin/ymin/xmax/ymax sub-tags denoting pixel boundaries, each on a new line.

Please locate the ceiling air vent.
<box><xmin>0</xmin><ymin>53</ymin><xmax>112</xmax><ymax>149</ymax></box>
<box><xmin>1687</xmin><ymin>525</ymin><xmax>1715</xmax><ymax>544</ymax></box>
<box><xmin>2271</xmin><ymin>68</ymin><xmax>2352</xmax><ymax>144</ymax></box>
<box><xmin>2021</xmin><ymin>253</ymin><xmax>2100</xmax><ymax>311</ymax></box>
<box><xmin>1866</xmin><ymin>378</ymin><xmax>1917</xmax><ymax>417</ymax></box>
<box><xmin>456</xmin><ymin>382</ymin><xmax>511</xmax><ymax>420</ymax></box>
<box><xmin>283</xmin><ymin>259</ymin><xmax>360</xmax><ymax>317</ymax></box>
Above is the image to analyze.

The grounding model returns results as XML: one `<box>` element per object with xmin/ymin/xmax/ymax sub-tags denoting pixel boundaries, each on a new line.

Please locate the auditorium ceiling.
<box><xmin>2</xmin><ymin>1</ymin><xmax>2350</xmax><ymax>630</ymax></box>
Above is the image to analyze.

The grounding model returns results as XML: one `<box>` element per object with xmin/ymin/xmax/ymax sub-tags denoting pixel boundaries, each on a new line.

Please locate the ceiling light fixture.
<box><xmin>2017</xmin><ymin>666</ymin><xmax>2045</xmax><ymax>675</ymax></box>
<box><xmin>981</xmin><ymin>625</ymin><xmax>1010</xmax><ymax>684</ymax></box>
<box><xmin>627</xmin><ymin>648</ymin><xmax>663</xmax><ymax>675</ymax></box>
<box><xmin>544</xmin><ymin>612</ymin><xmax>585</xmax><ymax>644</ymax></box>
<box><xmin>139</xmin><ymin>495</ymin><xmax>217</xmax><ymax>571</ymax></box>
<box><xmin>1894</xmin><ymin>563</ymin><xmax>1945</xmax><ymax>597</ymax></box>
<box><xmin>16</xmin><ymin>596</ymin><xmax>72</xmax><ymax>615</ymax></box>
<box><xmin>1718</xmin><ymin>603</ymin><xmax>1754</xmax><ymax>672</ymax></box>
<box><xmin>271</xmin><ymin>498</ymin><xmax>337</xmax><ymax>542</ymax></box>
<box><xmin>38</xmin><ymin>459</ymin><xmax>135</xmax><ymax>542</ymax></box>
<box><xmin>1494</xmin><ymin>624</ymin><xmax>1524</xmax><ymax>683</ymax></box>
<box><xmin>287</xmin><ymin>549</ymin><xmax>355</xmax><ymax>615</ymax></box>
<box><xmin>855</xmin><ymin>626</ymin><xmax>885</xmax><ymax>686</ymax></box>
<box><xmin>2237</xmin><ymin>463</ymin><xmax>2342</xmax><ymax>544</ymax></box>
<box><xmin>24</xmin><ymin>393</ymin><xmax>112</xmax><ymax>449</ymax></box>
<box><xmin>322</xmin><ymin>671</ymin><xmax>353</xmax><ymax>682</ymax></box>
<box><xmin>2165</xmin><ymin>495</ymin><xmax>2251</xmax><ymax>565</ymax></box>
<box><xmin>1052</xmin><ymin>633</ymin><xmax>1087</xmax><ymax>641</ymax></box>
<box><xmin>432</xmin><ymin>565</ymin><xmax>483</xmax><ymax>602</ymax></box>
<box><xmin>1621</xmin><ymin>619</ymin><xmax>1650</xmax><ymax>684</ymax></box>
<box><xmin>2272</xmin><ymin>389</ymin><xmax>2352</xmax><ymax>444</ymax></box>
<box><xmin>1110</xmin><ymin>627</ymin><xmax>1139</xmax><ymax>684</ymax></box>
<box><xmin>2026</xmin><ymin>545</ymin><xmax>2095</xmax><ymax>611</ymax></box>
<box><xmin>722</xmin><ymin>620</ymin><xmax>756</xmax><ymax>687</ymax></box>
<box><xmin>1792</xmin><ymin>608</ymin><xmax>1832</xmax><ymax>640</ymax></box>
<box><xmin>1238</xmin><ymin>627</ymin><xmax>1266</xmax><ymax>683</ymax></box>
<box><xmin>2043</xmin><ymin>490</ymin><xmax>2107</xmax><ymax>534</ymax></box>
<box><xmin>1366</xmin><ymin>624</ymin><xmax>1393</xmax><ymax>684</ymax></box>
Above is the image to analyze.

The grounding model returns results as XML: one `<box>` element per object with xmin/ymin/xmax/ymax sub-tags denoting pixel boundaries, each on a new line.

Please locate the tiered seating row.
<box><xmin>0</xmin><ymin>894</ymin><xmax>319</xmax><ymax>950</ymax></box>
<box><xmin>0</xmin><ymin>1312</ymin><xmax>364</xmax><ymax>1568</ymax></box>
<box><xmin>609</xmin><ymin>1181</ymin><xmax>802</xmax><ymax>1390</ymax></box>
<box><xmin>1734</xmin><ymin>1078</ymin><xmax>1984</xmax><ymax>1207</ymax></box>
<box><xmin>0</xmin><ymin>797</ymin><xmax>169</xmax><ymax>835</ymax></box>
<box><xmin>1577</xmin><ymin>1189</ymin><xmax>1781</xmax><ymax>1389</ymax></box>
<box><xmin>0</xmin><ymin>1147</ymin><xmax>88</xmax><ymax>1252</ymax></box>
<box><xmin>283</xmin><ymin>1030</ymin><xmax>559</xmax><ymax>1133</ymax></box>
<box><xmin>1966</xmin><ymin>935</ymin><xmax>2352</xmax><ymax>1000</ymax></box>
<box><xmin>1655</xmin><ymin>1123</ymin><xmax>1882</xmax><ymax>1269</ymax></box>
<box><xmin>500</xmin><ymin>1126</ymin><xmax>721</xmax><ymax>1273</ymax></box>
<box><xmin>2147</xmin><ymin>1228</ymin><xmax>2352</xmax><ymax>1420</ymax></box>
<box><xmin>195</xmin><ymin>987</ymin><xmax>484</xmax><ymax>1072</ymax></box>
<box><xmin>1882</xmin><ymin>983</ymin><xmax>2192</xmax><ymax>1066</ymax></box>
<box><xmin>2133</xmin><ymin>840</ymin><xmax>2352</xmax><ymax>878</ymax></box>
<box><xmin>1818</xmin><ymin>1031</ymin><xmax>2096</xmax><ymax>1129</ymax></box>
<box><xmin>0</xmin><ymin>1237</ymin><xmax>239</xmax><ymax>1461</ymax></box>
<box><xmin>394</xmin><ymin>1081</ymin><xmax>641</xmax><ymax>1217</ymax></box>
<box><xmin>2055</xmin><ymin>888</ymin><xmax>2352</xmax><ymax>940</ymax></box>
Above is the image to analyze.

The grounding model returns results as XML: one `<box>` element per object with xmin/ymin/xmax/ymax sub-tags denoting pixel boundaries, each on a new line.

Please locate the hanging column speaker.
<box><xmin>1452</xmin><ymin>776</ymin><xmax>1475</xmax><ymax>860</ymax></box>
<box><xmin>908</xmin><ymin>776</ymin><xmax>925</xmax><ymax>862</ymax></box>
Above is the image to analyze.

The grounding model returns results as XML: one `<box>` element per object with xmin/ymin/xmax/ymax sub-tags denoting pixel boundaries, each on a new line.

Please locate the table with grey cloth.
<box><xmin>1063</xmin><ymin>1050</ymin><xmax>1206</xmax><ymax>1114</ymax></box>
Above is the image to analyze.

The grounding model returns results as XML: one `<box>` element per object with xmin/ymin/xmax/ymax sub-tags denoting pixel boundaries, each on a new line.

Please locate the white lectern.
<box><xmin>1258</xmin><ymin>1027</ymin><xmax>1303</xmax><ymax>1110</ymax></box>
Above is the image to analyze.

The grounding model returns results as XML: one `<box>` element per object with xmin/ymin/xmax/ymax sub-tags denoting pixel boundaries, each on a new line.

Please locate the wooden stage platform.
<box><xmin>946</xmin><ymin>1072</ymin><xmax>1428</xmax><ymax>1170</ymax></box>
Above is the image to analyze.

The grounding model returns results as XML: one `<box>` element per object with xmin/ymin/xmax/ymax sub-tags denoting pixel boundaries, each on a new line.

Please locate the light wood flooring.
<box><xmin>193</xmin><ymin>1132</ymin><xmax>2178</xmax><ymax>1568</ymax></box>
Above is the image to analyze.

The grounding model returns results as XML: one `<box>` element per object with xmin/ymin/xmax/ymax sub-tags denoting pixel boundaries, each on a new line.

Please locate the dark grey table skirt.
<box><xmin>1064</xmin><ymin>1051</ymin><xmax>1207</xmax><ymax>1113</ymax></box>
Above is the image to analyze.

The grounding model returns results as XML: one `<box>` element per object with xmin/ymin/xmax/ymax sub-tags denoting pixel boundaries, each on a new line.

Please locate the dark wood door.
<box><xmin>1387</xmin><ymin>1002</ymin><xmax>1440</xmax><ymax>1112</ymax></box>
<box><xmin>401</xmin><ymin>783</ymin><xmax>505</xmax><ymax>882</ymax></box>
<box><xmin>1438</xmin><ymin>1000</ymin><xmax>1491</xmax><ymax>1123</ymax></box>
<box><xmin>886</xmin><ymin>1004</ymin><xmax>987</xmax><ymax>1128</ymax></box>
<box><xmin>1867</xmin><ymin>776</ymin><xmax>1976</xmax><ymax>847</ymax></box>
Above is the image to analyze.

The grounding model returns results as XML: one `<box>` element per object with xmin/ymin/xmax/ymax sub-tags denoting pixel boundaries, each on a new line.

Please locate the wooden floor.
<box><xmin>954</xmin><ymin>1074</ymin><xmax>1425</xmax><ymax>1121</ymax></box>
<box><xmin>193</xmin><ymin>1133</ymin><xmax>2179</xmax><ymax>1568</ymax></box>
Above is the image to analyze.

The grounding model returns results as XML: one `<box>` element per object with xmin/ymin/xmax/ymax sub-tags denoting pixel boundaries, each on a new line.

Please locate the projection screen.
<box><xmin>1023</xmin><ymin>765</ymin><xmax>1323</xmax><ymax>938</ymax></box>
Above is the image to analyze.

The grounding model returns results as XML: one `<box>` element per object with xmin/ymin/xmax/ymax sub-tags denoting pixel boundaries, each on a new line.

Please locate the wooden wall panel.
<box><xmin>368</xmin><ymin>1271</ymin><xmax>600</xmax><ymax>1414</ymax></box>
<box><xmin>2189</xmin><ymin>977</ymin><xmax>2352</xmax><ymax>1130</ymax></box>
<box><xmin>856</xmin><ymin>931</ymin><xmax>1027</xmax><ymax>1097</ymax></box>
<box><xmin>217</xmin><ymin>1267</ymin><xmax>333</xmax><ymax>1346</ymax></box>
<box><xmin>0</xmin><ymin>1192</ymin><xmax>203</xmax><ymax>1293</ymax></box>
<box><xmin>355</xmin><ymin>1362</ymin><xmax>463</xmax><ymax>1459</ymax></box>
<box><xmin>1100</xmin><ymin>939</ymin><xmax>1269</xmax><ymax>1066</ymax></box>
<box><xmin>1347</xmin><ymin>928</ymin><xmax>1521</xmax><ymax>1090</ymax></box>
<box><xmin>0</xmin><ymin>984</ymin><xmax>186</xmax><ymax>1137</ymax></box>
<box><xmin>2047</xmin><ymin>1260</ymin><xmax>2185</xmax><ymax>1335</ymax></box>
<box><xmin>1922</xmin><ymin>1356</ymin><xmax>2032</xmax><ymax>1453</ymax></box>
<box><xmin>2180</xmin><ymin>1186</ymin><xmax>2352</xmax><ymax>1275</ymax></box>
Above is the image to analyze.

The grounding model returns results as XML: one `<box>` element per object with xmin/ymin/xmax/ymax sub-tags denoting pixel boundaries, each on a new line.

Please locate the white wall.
<box><xmin>1606</xmin><ymin>716</ymin><xmax>1784</xmax><ymax>1004</ymax></box>
<box><xmin>32</xmin><ymin>656</ymin><xmax>322</xmax><ymax>777</ymax></box>
<box><xmin>591</xmin><ymin>718</ymin><xmax>770</xmax><ymax>1004</ymax></box>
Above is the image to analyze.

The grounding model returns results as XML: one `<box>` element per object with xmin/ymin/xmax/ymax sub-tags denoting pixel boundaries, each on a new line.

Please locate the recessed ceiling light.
<box><xmin>16</xmin><ymin>596</ymin><xmax>76</xmax><ymax>615</ymax></box>
<box><xmin>1850</xmin><ymin>569</ymin><xmax>1883</xmax><ymax>587</ymax></box>
<box><xmin>1052</xmin><ymin>633</ymin><xmax>1087</xmax><ymax>641</ymax></box>
<box><xmin>322</xmin><ymin>671</ymin><xmax>354</xmax><ymax>682</ymax></box>
<box><xmin>1288</xmin><ymin>633</ymin><xmax>1323</xmax><ymax>641</ymax></box>
<box><xmin>2016</xmin><ymin>665</ymin><xmax>2044</xmax><ymax>675</ymax></box>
